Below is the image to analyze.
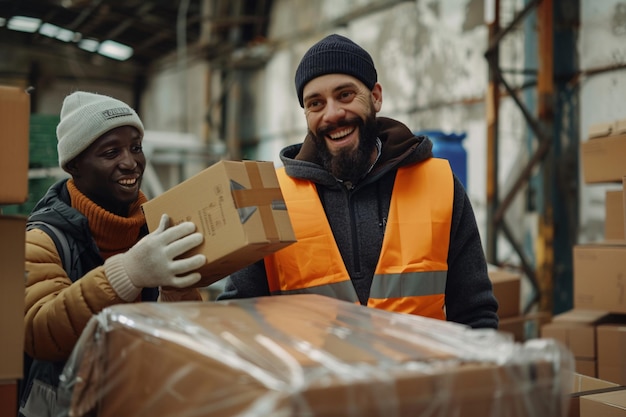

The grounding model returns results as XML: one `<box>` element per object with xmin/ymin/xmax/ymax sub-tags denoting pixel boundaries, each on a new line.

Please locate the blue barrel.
<box><xmin>415</xmin><ymin>130</ymin><xmax>468</xmax><ymax>190</ymax></box>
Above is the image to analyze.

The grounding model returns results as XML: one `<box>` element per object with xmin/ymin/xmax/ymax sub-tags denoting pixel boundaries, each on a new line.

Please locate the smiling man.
<box><xmin>218</xmin><ymin>34</ymin><xmax>498</xmax><ymax>331</ymax></box>
<box><xmin>20</xmin><ymin>91</ymin><xmax>207</xmax><ymax>417</ymax></box>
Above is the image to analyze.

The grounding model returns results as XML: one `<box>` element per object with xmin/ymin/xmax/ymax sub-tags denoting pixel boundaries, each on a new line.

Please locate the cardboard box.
<box><xmin>588</xmin><ymin>121</ymin><xmax>615</xmax><ymax>139</ymax></box>
<box><xmin>487</xmin><ymin>266</ymin><xmax>521</xmax><ymax>318</ymax></box>
<box><xmin>575</xmin><ymin>359</ymin><xmax>597</xmax><ymax>378</ymax></box>
<box><xmin>581</xmin><ymin>134</ymin><xmax>626</xmax><ymax>184</ymax></box>
<box><xmin>597</xmin><ymin>324</ymin><xmax>626</xmax><ymax>385</ymax></box>
<box><xmin>615</xmin><ymin>118</ymin><xmax>626</xmax><ymax>136</ymax></box>
<box><xmin>569</xmin><ymin>373</ymin><xmax>621</xmax><ymax>417</ymax></box>
<box><xmin>623</xmin><ymin>177</ymin><xmax>626</xmax><ymax>239</ymax></box>
<box><xmin>61</xmin><ymin>295</ymin><xmax>571</xmax><ymax>417</ymax></box>
<box><xmin>499</xmin><ymin>311</ymin><xmax>550</xmax><ymax>342</ymax></box>
<box><xmin>570</xmin><ymin>373</ymin><xmax>619</xmax><ymax>393</ymax></box>
<box><xmin>0</xmin><ymin>86</ymin><xmax>30</xmax><ymax>204</ymax></box>
<box><xmin>0</xmin><ymin>215</ymin><xmax>26</xmax><ymax>379</ymax></box>
<box><xmin>574</xmin><ymin>244</ymin><xmax>626</xmax><ymax>314</ymax></box>
<box><xmin>499</xmin><ymin>315</ymin><xmax>526</xmax><ymax>341</ymax></box>
<box><xmin>0</xmin><ymin>381</ymin><xmax>18</xmax><ymax>417</ymax></box>
<box><xmin>580</xmin><ymin>389</ymin><xmax>626</xmax><ymax>417</ymax></box>
<box><xmin>142</xmin><ymin>160</ymin><xmax>296</xmax><ymax>287</ymax></box>
<box><xmin>606</xmin><ymin>190</ymin><xmax>625</xmax><ymax>240</ymax></box>
<box><xmin>540</xmin><ymin>309</ymin><xmax>612</xmax><ymax>359</ymax></box>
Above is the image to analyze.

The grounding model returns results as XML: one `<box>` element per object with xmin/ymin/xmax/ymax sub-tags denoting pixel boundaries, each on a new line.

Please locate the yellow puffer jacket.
<box><xmin>24</xmin><ymin>228</ymin><xmax>123</xmax><ymax>361</ymax></box>
<box><xmin>24</xmin><ymin>228</ymin><xmax>201</xmax><ymax>362</ymax></box>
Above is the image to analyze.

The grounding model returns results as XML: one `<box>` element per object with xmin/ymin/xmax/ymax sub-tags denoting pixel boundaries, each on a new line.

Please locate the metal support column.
<box><xmin>484</xmin><ymin>0</ymin><xmax>579</xmax><ymax>315</ymax></box>
<box><xmin>536</xmin><ymin>0</ymin><xmax>555</xmax><ymax>315</ymax></box>
<box><xmin>485</xmin><ymin>0</ymin><xmax>500</xmax><ymax>264</ymax></box>
<box><xmin>485</xmin><ymin>0</ymin><xmax>544</xmax><ymax>308</ymax></box>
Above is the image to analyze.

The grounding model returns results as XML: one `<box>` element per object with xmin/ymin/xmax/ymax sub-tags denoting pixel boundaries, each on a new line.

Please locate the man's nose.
<box><xmin>119</xmin><ymin>149</ymin><xmax>138</xmax><ymax>169</ymax></box>
<box><xmin>322</xmin><ymin>100</ymin><xmax>346</xmax><ymax>123</ymax></box>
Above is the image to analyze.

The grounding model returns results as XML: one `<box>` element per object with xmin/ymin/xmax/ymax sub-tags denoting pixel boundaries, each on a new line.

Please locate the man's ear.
<box><xmin>371</xmin><ymin>83</ymin><xmax>383</xmax><ymax>112</ymax></box>
<box><xmin>64</xmin><ymin>159</ymin><xmax>79</xmax><ymax>177</ymax></box>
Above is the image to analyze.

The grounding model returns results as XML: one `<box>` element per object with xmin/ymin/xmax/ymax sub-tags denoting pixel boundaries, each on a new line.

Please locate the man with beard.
<box><xmin>218</xmin><ymin>34</ymin><xmax>498</xmax><ymax>330</ymax></box>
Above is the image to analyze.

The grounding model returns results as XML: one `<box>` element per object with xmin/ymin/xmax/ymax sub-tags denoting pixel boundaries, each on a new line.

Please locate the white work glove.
<box><xmin>105</xmin><ymin>214</ymin><xmax>207</xmax><ymax>301</ymax></box>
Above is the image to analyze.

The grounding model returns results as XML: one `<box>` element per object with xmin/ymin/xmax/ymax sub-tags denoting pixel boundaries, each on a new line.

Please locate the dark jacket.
<box><xmin>218</xmin><ymin>117</ymin><xmax>498</xmax><ymax>329</ymax></box>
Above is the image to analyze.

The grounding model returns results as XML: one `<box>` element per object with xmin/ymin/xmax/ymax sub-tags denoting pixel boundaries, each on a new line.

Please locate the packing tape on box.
<box><xmin>230</xmin><ymin>161</ymin><xmax>284</xmax><ymax>242</ymax></box>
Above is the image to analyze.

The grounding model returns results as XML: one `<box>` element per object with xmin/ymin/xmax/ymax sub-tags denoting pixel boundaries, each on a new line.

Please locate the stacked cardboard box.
<box><xmin>0</xmin><ymin>86</ymin><xmax>30</xmax><ymax>205</ymax></box>
<box><xmin>581</xmin><ymin>120</ymin><xmax>626</xmax><ymax>184</ymax></box>
<box><xmin>568</xmin><ymin>373</ymin><xmax>625</xmax><ymax>417</ymax></box>
<box><xmin>569</xmin><ymin>120</ymin><xmax>626</xmax><ymax>387</ymax></box>
<box><xmin>59</xmin><ymin>294</ymin><xmax>573</xmax><ymax>417</ymax></box>
<box><xmin>574</xmin><ymin>244</ymin><xmax>626</xmax><ymax>315</ymax></box>
<box><xmin>605</xmin><ymin>189</ymin><xmax>624</xmax><ymax>240</ymax></box>
<box><xmin>488</xmin><ymin>265</ymin><xmax>550</xmax><ymax>342</ymax></box>
<box><xmin>0</xmin><ymin>85</ymin><xmax>30</xmax><ymax>416</ymax></box>
<box><xmin>596</xmin><ymin>324</ymin><xmax>626</xmax><ymax>385</ymax></box>
<box><xmin>579</xmin><ymin>389</ymin><xmax>626</xmax><ymax>417</ymax></box>
<box><xmin>488</xmin><ymin>265</ymin><xmax>522</xmax><ymax>340</ymax></box>
<box><xmin>488</xmin><ymin>266</ymin><xmax>521</xmax><ymax>319</ymax></box>
<box><xmin>540</xmin><ymin>310</ymin><xmax>620</xmax><ymax>378</ymax></box>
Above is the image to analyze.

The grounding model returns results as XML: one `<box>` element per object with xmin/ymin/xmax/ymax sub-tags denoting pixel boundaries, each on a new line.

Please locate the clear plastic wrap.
<box><xmin>59</xmin><ymin>294</ymin><xmax>574</xmax><ymax>417</ymax></box>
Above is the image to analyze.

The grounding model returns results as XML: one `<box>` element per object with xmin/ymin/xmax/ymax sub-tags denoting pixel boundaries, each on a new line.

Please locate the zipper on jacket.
<box><xmin>376</xmin><ymin>181</ymin><xmax>387</xmax><ymax>231</ymax></box>
<box><xmin>347</xmin><ymin>189</ymin><xmax>362</xmax><ymax>275</ymax></box>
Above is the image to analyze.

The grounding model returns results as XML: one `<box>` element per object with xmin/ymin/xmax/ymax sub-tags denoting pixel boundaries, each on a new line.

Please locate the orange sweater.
<box><xmin>66</xmin><ymin>179</ymin><xmax>147</xmax><ymax>259</ymax></box>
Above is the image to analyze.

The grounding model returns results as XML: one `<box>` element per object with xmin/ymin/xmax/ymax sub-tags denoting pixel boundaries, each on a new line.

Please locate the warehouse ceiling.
<box><xmin>0</xmin><ymin>0</ymin><xmax>273</xmax><ymax>67</ymax></box>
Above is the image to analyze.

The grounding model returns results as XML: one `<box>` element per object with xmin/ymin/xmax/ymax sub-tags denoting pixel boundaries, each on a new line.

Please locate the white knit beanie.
<box><xmin>56</xmin><ymin>91</ymin><xmax>144</xmax><ymax>170</ymax></box>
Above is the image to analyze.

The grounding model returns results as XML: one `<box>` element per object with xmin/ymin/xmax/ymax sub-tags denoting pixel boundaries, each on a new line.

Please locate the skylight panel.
<box><xmin>7</xmin><ymin>16</ymin><xmax>41</xmax><ymax>33</ymax></box>
<box><xmin>98</xmin><ymin>40</ymin><xmax>133</xmax><ymax>61</ymax></box>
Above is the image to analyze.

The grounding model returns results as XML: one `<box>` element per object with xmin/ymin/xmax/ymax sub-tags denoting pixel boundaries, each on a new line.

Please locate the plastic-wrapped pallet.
<box><xmin>58</xmin><ymin>294</ymin><xmax>574</xmax><ymax>417</ymax></box>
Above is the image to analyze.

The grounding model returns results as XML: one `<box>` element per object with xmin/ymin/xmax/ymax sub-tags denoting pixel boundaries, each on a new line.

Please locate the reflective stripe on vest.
<box><xmin>265</xmin><ymin>158</ymin><xmax>453</xmax><ymax>319</ymax></box>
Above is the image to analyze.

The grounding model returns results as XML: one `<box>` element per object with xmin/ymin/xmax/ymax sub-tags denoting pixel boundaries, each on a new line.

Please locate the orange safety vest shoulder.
<box><xmin>265</xmin><ymin>158</ymin><xmax>454</xmax><ymax>319</ymax></box>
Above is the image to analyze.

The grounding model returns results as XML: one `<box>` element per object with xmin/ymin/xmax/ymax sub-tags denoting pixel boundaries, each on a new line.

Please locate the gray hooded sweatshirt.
<box><xmin>218</xmin><ymin>117</ymin><xmax>498</xmax><ymax>329</ymax></box>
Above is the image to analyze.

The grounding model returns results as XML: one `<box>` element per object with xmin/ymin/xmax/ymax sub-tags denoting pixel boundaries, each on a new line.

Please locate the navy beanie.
<box><xmin>295</xmin><ymin>34</ymin><xmax>377</xmax><ymax>107</ymax></box>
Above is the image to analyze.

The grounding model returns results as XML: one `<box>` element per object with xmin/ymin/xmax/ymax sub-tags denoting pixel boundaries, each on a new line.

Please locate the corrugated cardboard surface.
<box><xmin>605</xmin><ymin>190</ymin><xmax>625</xmax><ymax>240</ymax></box>
<box><xmin>597</xmin><ymin>324</ymin><xmax>626</xmax><ymax>385</ymax></box>
<box><xmin>142</xmin><ymin>160</ymin><xmax>296</xmax><ymax>287</ymax></box>
<box><xmin>0</xmin><ymin>215</ymin><xmax>26</xmax><ymax>379</ymax></box>
<box><xmin>580</xmin><ymin>134</ymin><xmax>626</xmax><ymax>184</ymax></box>
<box><xmin>487</xmin><ymin>268</ymin><xmax>521</xmax><ymax>318</ymax></box>
<box><xmin>587</xmin><ymin>121</ymin><xmax>615</xmax><ymax>139</ymax></box>
<box><xmin>571</xmin><ymin>373</ymin><xmax>619</xmax><ymax>393</ymax></box>
<box><xmin>623</xmin><ymin>177</ymin><xmax>626</xmax><ymax>239</ymax></box>
<box><xmin>498</xmin><ymin>316</ymin><xmax>525</xmax><ymax>341</ymax></box>
<box><xmin>0</xmin><ymin>381</ymin><xmax>18</xmax><ymax>417</ymax></box>
<box><xmin>615</xmin><ymin>118</ymin><xmax>626</xmax><ymax>136</ymax></box>
<box><xmin>62</xmin><ymin>295</ymin><xmax>570</xmax><ymax>417</ymax></box>
<box><xmin>498</xmin><ymin>311</ymin><xmax>550</xmax><ymax>343</ymax></box>
<box><xmin>574</xmin><ymin>244</ymin><xmax>626</xmax><ymax>314</ymax></box>
<box><xmin>569</xmin><ymin>374</ymin><xmax>621</xmax><ymax>417</ymax></box>
<box><xmin>0</xmin><ymin>86</ymin><xmax>30</xmax><ymax>204</ymax></box>
<box><xmin>540</xmin><ymin>309</ymin><xmax>612</xmax><ymax>359</ymax></box>
<box><xmin>574</xmin><ymin>359</ymin><xmax>596</xmax><ymax>378</ymax></box>
<box><xmin>542</xmin><ymin>324</ymin><xmax>596</xmax><ymax>359</ymax></box>
<box><xmin>580</xmin><ymin>389</ymin><xmax>626</xmax><ymax>417</ymax></box>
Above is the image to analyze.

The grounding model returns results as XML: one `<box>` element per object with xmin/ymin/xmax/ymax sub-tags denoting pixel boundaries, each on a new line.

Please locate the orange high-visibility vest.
<box><xmin>265</xmin><ymin>158</ymin><xmax>453</xmax><ymax>319</ymax></box>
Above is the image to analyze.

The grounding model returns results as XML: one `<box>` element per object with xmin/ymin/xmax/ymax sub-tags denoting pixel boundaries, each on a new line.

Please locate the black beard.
<box><xmin>312</xmin><ymin>112</ymin><xmax>378</xmax><ymax>184</ymax></box>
